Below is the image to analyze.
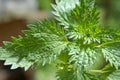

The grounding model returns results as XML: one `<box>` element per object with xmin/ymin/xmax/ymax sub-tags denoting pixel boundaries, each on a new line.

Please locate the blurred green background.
<box><xmin>35</xmin><ymin>64</ymin><xmax>56</xmax><ymax>80</ymax></box>
<box><xmin>37</xmin><ymin>0</ymin><xmax>55</xmax><ymax>10</ymax></box>
<box><xmin>96</xmin><ymin>0</ymin><xmax>120</xmax><ymax>29</ymax></box>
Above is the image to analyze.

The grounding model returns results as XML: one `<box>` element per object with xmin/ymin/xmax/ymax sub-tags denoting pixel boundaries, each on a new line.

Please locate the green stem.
<box><xmin>89</xmin><ymin>70</ymin><xmax>110</xmax><ymax>73</ymax></box>
<box><xmin>95</xmin><ymin>40</ymin><xmax>120</xmax><ymax>48</ymax></box>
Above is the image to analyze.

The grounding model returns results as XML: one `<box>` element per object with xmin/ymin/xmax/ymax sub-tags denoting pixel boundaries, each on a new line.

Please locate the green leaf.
<box><xmin>1</xmin><ymin>20</ymin><xmax>69</xmax><ymax>70</ymax></box>
<box><xmin>0</xmin><ymin>47</ymin><xmax>12</xmax><ymax>60</ymax></box>
<box><xmin>107</xmin><ymin>70</ymin><xmax>120</xmax><ymax>80</ymax></box>
<box><xmin>102</xmin><ymin>48</ymin><xmax>120</xmax><ymax>69</ymax></box>
<box><xmin>52</xmin><ymin>0</ymin><xmax>99</xmax><ymax>28</ymax></box>
<box><xmin>52</xmin><ymin>0</ymin><xmax>80</xmax><ymax>27</ymax></box>
<box><xmin>68</xmin><ymin>43</ymin><xmax>98</xmax><ymax>69</ymax></box>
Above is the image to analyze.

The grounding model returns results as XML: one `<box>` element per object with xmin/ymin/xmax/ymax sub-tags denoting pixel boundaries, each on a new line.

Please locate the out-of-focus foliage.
<box><xmin>108</xmin><ymin>0</ymin><xmax>120</xmax><ymax>29</ymax></box>
<box><xmin>36</xmin><ymin>64</ymin><xmax>56</xmax><ymax>80</ymax></box>
<box><xmin>37</xmin><ymin>0</ymin><xmax>55</xmax><ymax>10</ymax></box>
<box><xmin>96</xmin><ymin>0</ymin><xmax>120</xmax><ymax>29</ymax></box>
<box><xmin>0</xmin><ymin>0</ymin><xmax>120</xmax><ymax>80</ymax></box>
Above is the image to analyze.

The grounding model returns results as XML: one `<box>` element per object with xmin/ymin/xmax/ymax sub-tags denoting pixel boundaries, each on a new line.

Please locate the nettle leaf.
<box><xmin>107</xmin><ymin>70</ymin><xmax>120</xmax><ymax>80</ymax></box>
<box><xmin>53</xmin><ymin>0</ymin><xmax>98</xmax><ymax>28</ymax></box>
<box><xmin>0</xmin><ymin>20</ymin><xmax>69</xmax><ymax>70</ymax></box>
<box><xmin>52</xmin><ymin>0</ymin><xmax>80</xmax><ymax>28</ymax></box>
<box><xmin>53</xmin><ymin>0</ymin><xmax>101</xmax><ymax>44</ymax></box>
<box><xmin>0</xmin><ymin>47</ymin><xmax>12</xmax><ymax>60</ymax></box>
<box><xmin>0</xmin><ymin>47</ymin><xmax>32</xmax><ymax>70</ymax></box>
<box><xmin>98</xmin><ymin>30</ymin><xmax>120</xmax><ymax>69</ymax></box>
<box><xmin>102</xmin><ymin>43</ymin><xmax>120</xmax><ymax>69</ymax></box>
<box><xmin>68</xmin><ymin>43</ymin><xmax>97</xmax><ymax>69</ymax></box>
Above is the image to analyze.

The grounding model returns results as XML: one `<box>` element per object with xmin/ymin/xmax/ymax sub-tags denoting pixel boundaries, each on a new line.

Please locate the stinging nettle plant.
<box><xmin>0</xmin><ymin>0</ymin><xmax>120</xmax><ymax>80</ymax></box>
